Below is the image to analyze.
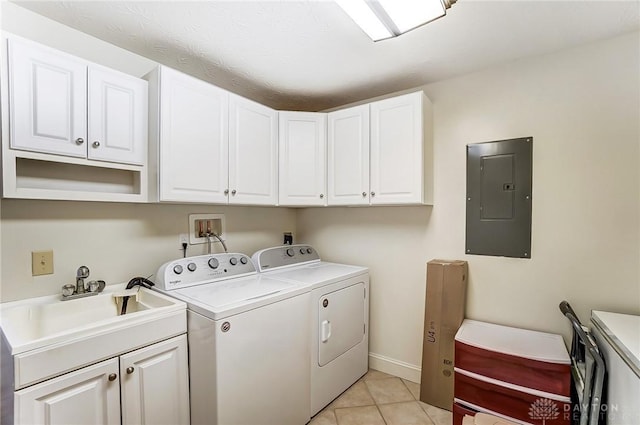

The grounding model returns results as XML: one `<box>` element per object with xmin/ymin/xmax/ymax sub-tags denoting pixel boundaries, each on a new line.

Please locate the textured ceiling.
<box><xmin>12</xmin><ymin>0</ymin><xmax>640</xmax><ymax>111</ymax></box>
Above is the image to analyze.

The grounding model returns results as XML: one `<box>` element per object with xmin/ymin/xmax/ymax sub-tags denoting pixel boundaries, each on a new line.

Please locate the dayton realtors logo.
<box><xmin>529</xmin><ymin>398</ymin><xmax>560</xmax><ymax>424</ymax></box>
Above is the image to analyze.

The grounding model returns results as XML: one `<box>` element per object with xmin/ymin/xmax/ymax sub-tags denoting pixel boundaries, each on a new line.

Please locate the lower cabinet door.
<box><xmin>119</xmin><ymin>335</ymin><xmax>190</xmax><ymax>425</ymax></box>
<box><xmin>15</xmin><ymin>358</ymin><xmax>120</xmax><ymax>425</ymax></box>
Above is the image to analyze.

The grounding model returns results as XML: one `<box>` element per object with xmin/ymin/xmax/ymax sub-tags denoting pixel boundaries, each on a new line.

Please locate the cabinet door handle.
<box><xmin>224</xmin><ymin>189</ymin><xmax>229</xmax><ymax>195</ymax></box>
<box><xmin>75</xmin><ymin>138</ymin><xmax>84</xmax><ymax>145</ymax></box>
<box><xmin>319</xmin><ymin>194</ymin><xmax>324</xmax><ymax>199</ymax></box>
<box><xmin>371</xmin><ymin>192</ymin><xmax>376</xmax><ymax>197</ymax></box>
<box><xmin>362</xmin><ymin>192</ymin><xmax>367</xmax><ymax>197</ymax></box>
<box><xmin>126</xmin><ymin>366</ymin><xmax>134</xmax><ymax>374</ymax></box>
<box><xmin>108</xmin><ymin>373</ymin><xmax>117</xmax><ymax>381</ymax></box>
<box><xmin>92</xmin><ymin>141</ymin><xmax>100</xmax><ymax>148</ymax></box>
<box><xmin>231</xmin><ymin>189</ymin><xmax>237</xmax><ymax>195</ymax></box>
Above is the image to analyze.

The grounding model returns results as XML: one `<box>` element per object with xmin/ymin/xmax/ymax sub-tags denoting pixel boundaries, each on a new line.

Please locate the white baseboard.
<box><xmin>368</xmin><ymin>352</ymin><xmax>422</xmax><ymax>384</ymax></box>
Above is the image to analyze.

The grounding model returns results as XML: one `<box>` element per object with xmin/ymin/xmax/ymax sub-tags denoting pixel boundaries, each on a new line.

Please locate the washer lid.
<box><xmin>455</xmin><ymin>319</ymin><xmax>570</xmax><ymax>364</ymax></box>
<box><xmin>177</xmin><ymin>275</ymin><xmax>296</xmax><ymax>309</ymax></box>
<box><xmin>264</xmin><ymin>262</ymin><xmax>368</xmax><ymax>288</ymax></box>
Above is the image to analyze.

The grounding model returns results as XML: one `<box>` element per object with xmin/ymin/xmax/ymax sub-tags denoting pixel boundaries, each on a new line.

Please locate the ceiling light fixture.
<box><xmin>336</xmin><ymin>0</ymin><xmax>457</xmax><ymax>41</ymax></box>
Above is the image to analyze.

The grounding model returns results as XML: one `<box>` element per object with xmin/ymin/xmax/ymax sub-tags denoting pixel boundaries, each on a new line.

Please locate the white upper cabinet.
<box><xmin>229</xmin><ymin>94</ymin><xmax>278</xmax><ymax>205</ymax></box>
<box><xmin>327</xmin><ymin>105</ymin><xmax>370</xmax><ymax>206</ymax></box>
<box><xmin>88</xmin><ymin>66</ymin><xmax>147</xmax><ymax>165</ymax></box>
<box><xmin>370</xmin><ymin>91</ymin><xmax>432</xmax><ymax>205</ymax></box>
<box><xmin>279</xmin><ymin>111</ymin><xmax>327</xmax><ymax>206</ymax></box>
<box><xmin>154</xmin><ymin>66</ymin><xmax>229</xmax><ymax>203</ymax></box>
<box><xmin>8</xmin><ymin>37</ymin><xmax>87</xmax><ymax>158</ymax></box>
<box><xmin>8</xmin><ymin>37</ymin><xmax>147</xmax><ymax>165</ymax></box>
<box><xmin>326</xmin><ymin>92</ymin><xmax>432</xmax><ymax>206</ymax></box>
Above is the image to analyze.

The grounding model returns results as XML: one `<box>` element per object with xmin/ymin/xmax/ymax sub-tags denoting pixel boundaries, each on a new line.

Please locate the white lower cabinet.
<box><xmin>13</xmin><ymin>335</ymin><xmax>189</xmax><ymax>425</ymax></box>
<box><xmin>15</xmin><ymin>358</ymin><xmax>121</xmax><ymax>425</ymax></box>
<box><xmin>120</xmin><ymin>336</ymin><xmax>190</xmax><ymax>425</ymax></box>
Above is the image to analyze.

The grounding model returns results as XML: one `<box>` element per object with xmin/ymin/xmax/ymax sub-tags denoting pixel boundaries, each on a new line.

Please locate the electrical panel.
<box><xmin>465</xmin><ymin>137</ymin><xmax>532</xmax><ymax>258</ymax></box>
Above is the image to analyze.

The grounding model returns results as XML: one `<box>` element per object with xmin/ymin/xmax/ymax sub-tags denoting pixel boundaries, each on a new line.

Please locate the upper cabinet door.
<box><xmin>370</xmin><ymin>92</ymin><xmax>425</xmax><ymax>205</ymax></box>
<box><xmin>8</xmin><ymin>37</ymin><xmax>87</xmax><ymax>158</ymax></box>
<box><xmin>228</xmin><ymin>94</ymin><xmax>278</xmax><ymax>205</ymax></box>
<box><xmin>327</xmin><ymin>105</ymin><xmax>370</xmax><ymax>206</ymax></box>
<box><xmin>159</xmin><ymin>67</ymin><xmax>229</xmax><ymax>203</ymax></box>
<box><xmin>88</xmin><ymin>66</ymin><xmax>147</xmax><ymax>165</ymax></box>
<box><xmin>279</xmin><ymin>111</ymin><xmax>327</xmax><ymax>206</ymax></box>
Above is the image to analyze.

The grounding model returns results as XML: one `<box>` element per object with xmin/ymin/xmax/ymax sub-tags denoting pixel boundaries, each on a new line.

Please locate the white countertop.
<box><xmin>591</xmin><ymin>310</ymin><xmax>640</xmax><ymax>376</ymax></box>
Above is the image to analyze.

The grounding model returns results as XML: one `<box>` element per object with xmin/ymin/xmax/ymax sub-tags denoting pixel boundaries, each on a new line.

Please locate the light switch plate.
<box><xmin>32</xmin><ymin>250</ymin><xmax>54</xmax><ymax>276</ymax></box>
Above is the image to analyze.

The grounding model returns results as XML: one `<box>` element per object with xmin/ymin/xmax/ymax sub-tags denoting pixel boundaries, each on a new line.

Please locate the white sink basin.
<box><xmin>0</xmin><ymin>283</ymin><xmax>185</xmax><ymax>356</ymax></box>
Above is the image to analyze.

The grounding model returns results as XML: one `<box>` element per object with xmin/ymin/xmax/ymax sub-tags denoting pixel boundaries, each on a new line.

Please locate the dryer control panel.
<box><xmin>252</xmin><ymin>244</ymin><xmax>320</xmax><ymax>272</ymax></box>
<box><xmin>155</xmin><ymin>253</ymin><xmax>255</xmax><ymax>290</ymax></box>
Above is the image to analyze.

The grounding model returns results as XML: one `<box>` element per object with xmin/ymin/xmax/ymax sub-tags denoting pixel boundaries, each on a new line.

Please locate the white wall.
<box><xmin>0</xmin><ymin>200</ymin><xmax>295</xmax><ymax>301</ymax></box>
<box><xmin>298</xmin><ymin>32</ymin><xmax>640</xmax><ymax>381</ymax></box>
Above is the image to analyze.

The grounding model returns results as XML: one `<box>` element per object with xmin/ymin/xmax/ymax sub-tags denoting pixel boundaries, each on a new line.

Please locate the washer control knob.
<box><xmin>229</xmin><ymin>257</ymin><xmax>238</xmax><ymax>266</ymax></box>
<box><xmin>187</xmin><ymin>262</ymin><xmax>197</xmax><ymax>272</ymax></box>
<box><xmin>299</xmin><ymin>248</ymin><xmax>306</xmax><ymax>254</ymax></box>
<box><xmin>240</xmin><ymin>257</ymin><xmax>248</xmax><ymax>265</ymax></box>
<box><xmin>286</xmin><ymin>248</ymin><xmax>294</xmax><ymax>257</ymax></box>
<box><xmin>306</xmin><ymin>248</ymin><xmax>312</xmax><ymax>254</ymax></box>
<box><xmin>208</xmin><ymin>258</ymin><xmax>219</xmax><ymax>269</ymax></box>
<box><xmin>173</xmin><ymin>265</ymin><xmax>183</xmax><ymax>275</ymax></box>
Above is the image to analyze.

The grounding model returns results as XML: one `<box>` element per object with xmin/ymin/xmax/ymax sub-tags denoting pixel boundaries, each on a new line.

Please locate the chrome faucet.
<box><xmin>76</xmin><ymin>266</ymin><xmax>90</xmax><ymax>294</ymax></box>
<box><xmin>61</xmin><ymin>265</ymin><xmax>105</xmax><ymax>301</ymax></box>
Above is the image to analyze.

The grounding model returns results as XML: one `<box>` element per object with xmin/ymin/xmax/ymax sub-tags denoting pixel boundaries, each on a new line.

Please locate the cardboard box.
<box><xmin>420</xmin><ymin>259</ymin><xmax>468</xmax><ymax>411</ymax></box>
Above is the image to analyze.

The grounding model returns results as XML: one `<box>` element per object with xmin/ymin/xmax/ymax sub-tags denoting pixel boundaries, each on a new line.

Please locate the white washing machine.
<box><xmin>252</xmin><ymin>244</ymin><xmax>370</xmax><ymax>415</ymax></box>
<box><xmin>155</xmin><ymin>253</ymin><xmax>311</xmax><ymax>425</ymax></box>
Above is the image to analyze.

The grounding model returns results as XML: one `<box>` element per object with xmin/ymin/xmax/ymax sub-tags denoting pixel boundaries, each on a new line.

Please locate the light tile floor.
<box><xmin>310</xmin><ymin>369</ymin><xmax>453</xmax><ymax>425</ymax></box>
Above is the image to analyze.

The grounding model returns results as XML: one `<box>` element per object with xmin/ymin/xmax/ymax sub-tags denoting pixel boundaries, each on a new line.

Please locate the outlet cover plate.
<box><xmin>188</xmin><ymin>214</ymin><xmax>225</xmax><ymax>245</ymax></box>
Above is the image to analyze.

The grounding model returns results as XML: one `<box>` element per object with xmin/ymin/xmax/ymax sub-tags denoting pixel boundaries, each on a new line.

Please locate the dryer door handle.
<box><xmin>321</xmin><ymin>320</ymin><xmax>332</xmax><ymax>343</ymax></box>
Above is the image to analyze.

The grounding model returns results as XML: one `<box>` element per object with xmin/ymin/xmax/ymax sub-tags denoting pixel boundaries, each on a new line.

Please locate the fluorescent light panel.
<box><xmin>337</xmin><ymin>0</ymin><xmax>449</xmax><ymax>41</ymax></box>
<box><xmin>335</xmin><ymin>0</ymin><xmax>393</xmax><ymax>40</ymax></box>
<box><xmin>378</xmin><ymin>0</ymin><xmax>445</xmax><ymax>33</ymax></box>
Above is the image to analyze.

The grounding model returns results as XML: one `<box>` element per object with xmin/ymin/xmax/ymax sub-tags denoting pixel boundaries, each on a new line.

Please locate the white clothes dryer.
<box><xmin>252</xmin><ymin>244</ymin><xmax>370</xmax><ymax>415</ymax></box>
<box><xmin>155</xmin><ymin>253</ymin><xmax>311</xmax><ymax>425</ymax></box>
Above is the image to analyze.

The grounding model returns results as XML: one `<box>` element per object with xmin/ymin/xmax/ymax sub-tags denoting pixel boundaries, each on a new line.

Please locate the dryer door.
<box><xmin>318</xmin><ymin>282</ymin><xmax>365</xmax><ymax>367</ymax></box>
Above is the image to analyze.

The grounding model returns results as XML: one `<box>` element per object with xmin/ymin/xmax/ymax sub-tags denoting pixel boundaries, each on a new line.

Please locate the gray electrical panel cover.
<box><xmin>466</xmin><ymin>137</ymin><xmax>532</xmax><ymax>258</ymax></box>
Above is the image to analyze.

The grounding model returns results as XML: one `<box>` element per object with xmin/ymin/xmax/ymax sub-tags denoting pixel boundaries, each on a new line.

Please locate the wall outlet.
<box><xmin>188</xmin><ymin>214</ymin><xmax>226</xmax><ymax>245</ymax></box>
<box><xmin>32</xmin><ymin>250</ymin><xmax>54</xmax><ymax>276</ymax></box>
